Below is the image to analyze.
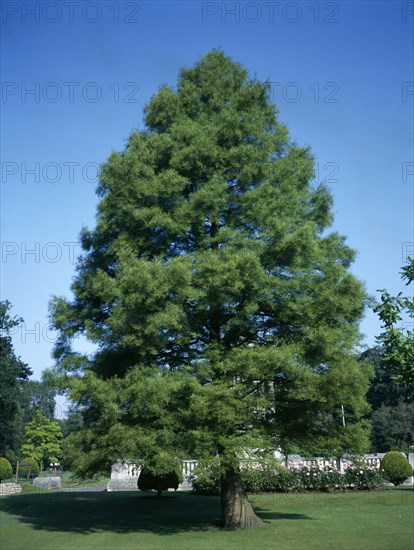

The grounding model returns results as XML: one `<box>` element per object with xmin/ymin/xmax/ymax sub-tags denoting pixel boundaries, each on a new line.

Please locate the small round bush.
<box><xmin>138</xmin><ymin>466</ymin><xmax>182</xmax><ymax>496</ymax></box>
<box><xmin>381</xmin><ymin>452</ymin><xmax>413</xmax><ymax>486</ymax></box>
<box><xmin>0</xmin><ymin>457</ymin><xmax>13</xmax><ymax>481</ymax></box>
<box><xmin>19</xmin><ymin>457</ymin><xmax>40</xmax><ymax>478</ymax></box>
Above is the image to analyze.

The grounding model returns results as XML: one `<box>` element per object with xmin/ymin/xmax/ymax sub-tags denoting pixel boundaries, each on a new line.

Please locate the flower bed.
<box><xmin>191</xmin><ymin>459</ymin><xmax>386</xmax><ymax>494</ymax></box>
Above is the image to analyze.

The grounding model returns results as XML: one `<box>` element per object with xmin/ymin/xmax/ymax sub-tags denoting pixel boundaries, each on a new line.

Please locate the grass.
<box><xmin>0</xmin><ymin>488</ymin><xmax>413</xmax><ymax>550</ymax></box>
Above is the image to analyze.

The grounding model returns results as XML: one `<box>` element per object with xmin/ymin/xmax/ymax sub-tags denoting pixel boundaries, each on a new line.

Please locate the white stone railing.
<box><xmin>108</xmin><ymin>453</ymin><xmax>414</xmax><ymax>491</ymax></box>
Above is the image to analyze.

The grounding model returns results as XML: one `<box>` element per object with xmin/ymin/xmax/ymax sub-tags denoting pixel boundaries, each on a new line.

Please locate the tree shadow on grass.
<box><xmin>0</xmin><ymin>492</ymin><xmax>313</xmax><ymax>535</ymax></box>
<box><xmin>253</xmin><ymin>508</ymin><xmax>314</xmax><ymax>522</ymax></box>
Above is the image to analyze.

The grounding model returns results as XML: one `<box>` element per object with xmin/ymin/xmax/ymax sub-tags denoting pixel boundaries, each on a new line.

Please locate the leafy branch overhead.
<box><xmin>374</xmin><ymin>258</ymin><xmax>414</xmax><ymax>385</ymax></box>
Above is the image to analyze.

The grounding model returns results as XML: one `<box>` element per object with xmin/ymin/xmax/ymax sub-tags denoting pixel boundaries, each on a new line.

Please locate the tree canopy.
<box><xmin>20</xmin><ymin>411</ymin><xmax>62</xmax><ymax>469</ymax></box>
<box><xmin>0</xmin><ymin>301</ymin><xmax>32</xmax><ymax>457</ymax></box>
<box><xmin>359</xmin><ymin>346</ymin><xmax>413</xmax><ymax>452</ymax></box>
<box><xmin>374</xmin><ymin>258</ymin><xmax>414</xmax><ymax>385</ymax></box>
<box><xmin>50</xmin><ymin>50</ymin><xmax>372</xmax><ymax>528</ymax></box>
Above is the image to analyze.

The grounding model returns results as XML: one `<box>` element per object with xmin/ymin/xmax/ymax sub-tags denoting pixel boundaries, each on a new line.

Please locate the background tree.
<box><xmin>373</xmin><ymin>258</ymin><xmax>414</xmax><ymax>385</ymax></box>
<box><xmin>20</xmin><ymin>411</ymin><xmax>62</xmax><ymax>470</ymax></box>
<box><xmin>11</xmin><ymin>378</ymin><xmax>57</xmax><ymax>462</ymax></box>
<box><xmin>0</xmin><ymin>301</ymin><xmax>32</xmax><ymax>459</ymax></box>
<box><xmin>50</xmin><ymin>51</ymin><xmax>372</xmax><ymax>528</ymax></box>
<box><xmin>359</xmin><ymin>346</ymin><xmax>413</xmax><ymax>452</ymax></box>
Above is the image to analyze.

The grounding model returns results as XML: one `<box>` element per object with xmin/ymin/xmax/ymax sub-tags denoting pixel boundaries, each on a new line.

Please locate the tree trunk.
<box><xmin>221</xmin><ymin>467</ymin><xmax>265</xmax><ymax>529</ymax></box>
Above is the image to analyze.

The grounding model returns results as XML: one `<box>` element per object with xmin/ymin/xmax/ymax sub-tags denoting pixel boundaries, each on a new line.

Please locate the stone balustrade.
<box><xmin>108</xmin><ymin>453</ymin><xmax>414</xmax><ymax>491</ymax></box>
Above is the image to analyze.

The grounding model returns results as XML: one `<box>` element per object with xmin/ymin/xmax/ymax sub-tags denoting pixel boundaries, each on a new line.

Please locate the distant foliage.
<box><xmin>374</xmin><ymin>259</ymin><xmax>414</xmax><ymax>385</ymax></box>
<box><xmin>19</xmin><ymin>457</ymin><xmax>40</xmax><ymax>478</ymax></box>
<box><xmin>0</xmin><ymin>457</ymin><xmax>13</xmax><ymax>481</ymax></box>
<box><xmin>360</xmin><ymin>346</ymin><xmax>414</xmax><ymax>453</ymax></box>
<box><xmin>380</xmin><ymin>452</ymin><xmax>413</xmax><ymax>486</ymax></box>
<box><xmin>0</xmin><ymin>301</ymin><xmax>32</xmax><ymax>456</ymax></box>
<box><xmin>20</xmin><ymin>410</ymin><xmax>62</xmax><ymax>469</ymax></box>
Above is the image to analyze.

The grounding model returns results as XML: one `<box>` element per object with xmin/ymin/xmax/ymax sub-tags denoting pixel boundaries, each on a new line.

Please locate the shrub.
<box><xmin>343</xmin><ymin>462</ymin><xmax>385</xmax><ymax>491</ymax></box>
<box><xmin>0</xmin><ymin>457</ymin><xmax>13</xmax><ymax>481</ymax></box>
<box><xmin>138</xmin><ymin>469</ymin><xmax>181</xmax><ymax>496</ymax></box>
<box><xmin>191</xmin><ymin>458</ymin><xmax>388</xmax><ymax>494</ymax></box>
<box><xmin>19</xmin><ymin>457</ymin><xmax>40</xmax><ymax>478</ymax></box>
<box><xmin>138</xmin><ymin>459</ymin><xmax>183</xmax><ymax>496</ymax></box>
<box><xmin>191</xmin><ymin>459</ymin><xmax>295</xmax><ymax>495</ymax></box>
<box><xmin>241</xmin><ymin>461</ymin><xmax>295</xmax><ymax>493</ymax></box>
<box><xmin>191</xmin><ymin>460</ymin><xmax>221</xmax><ymax>495</ymax></box>
<box><xmin>381</xmin><ymin>452</ymin><xmax>413</xmax><ymax>486</ymax></box>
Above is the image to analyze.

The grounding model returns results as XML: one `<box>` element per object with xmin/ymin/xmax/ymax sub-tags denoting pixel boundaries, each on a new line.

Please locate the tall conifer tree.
<box><xmin>51</xmin><ymin>51</ymin><xmax>371</xmax><ymax>528</ymax></box>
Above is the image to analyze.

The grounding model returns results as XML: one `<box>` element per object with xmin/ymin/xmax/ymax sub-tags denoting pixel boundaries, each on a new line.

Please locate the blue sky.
<box><xmin>1</xmin><ymin>1</ymin><xmax>413</xmax><ymax>415</ymax></box>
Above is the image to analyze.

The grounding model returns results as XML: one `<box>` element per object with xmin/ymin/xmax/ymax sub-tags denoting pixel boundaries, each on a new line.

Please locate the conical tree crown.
<box><xmin>50</xmin><ymin>51</ymin><xmax>371</xmax><ymax>476</ymax></box>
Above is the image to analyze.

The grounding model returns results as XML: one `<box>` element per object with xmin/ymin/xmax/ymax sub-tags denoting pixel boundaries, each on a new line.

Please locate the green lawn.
<box><xmin>1</xmin><ymin>489</ymin><xmax>413</xmax><ymax>550</ymax></box>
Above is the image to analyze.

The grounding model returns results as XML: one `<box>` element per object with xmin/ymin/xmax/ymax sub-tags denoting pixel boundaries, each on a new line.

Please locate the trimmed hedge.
<box><xmin>138</xmin><ymin>466</ymin><xmax>183</xmax><ymax>496</ymax></box>
<box><xmin>380</xmin><ymin>452</ymin><xmax>413</xmax><ymax>486</ymax></box>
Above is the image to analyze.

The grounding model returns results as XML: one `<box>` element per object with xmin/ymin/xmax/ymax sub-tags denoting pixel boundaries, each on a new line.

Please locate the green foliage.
<box><xmin>20</xmin><ymin>411</ymin><xmax>62</xmax><ymax>469</ymax></box>
<box><xmin>374</xmin><ymin>258</ymin><xmax>414</xmax><ymax>385</ymax></box>
<box><xmin>380</xmin><ymin>451</ymin><xmax>413</xmax><ymax>486</ymax></box>
<box><xmin>138</xmin><ymin>469</ymin><xmax>181</xmax><ymax>495</ymax></box>
<box><xmin>50</xmin><ymin>50</ymin><xmax>371</xmax><ymax>483</ymax></box>
<box><xmin>191</xmin><ymin>460</ymin><xmax>385</xmax><ymax>494</ymax></box>
<box><xmin>18</xmin><ymin>457</ymin><xmax>40</xmax><ymax>478</ymax></box>
<box><xmin>0</xmin><ymin>457</ymin><xmax>13</xmax><ymax>481</ymax></box>
<box><xmin>343</xmin><ymin>462</ymin><xmax>385</xmax><ymax>491</ymax></box>
<box><xmin>359</xmin><ymin>346</ymin><xmax>414</xmax><ymax>452</ymax></box>
<box><xmin>138</xmin><ymin>454</ymin><xmax>183</xmax><ymax>495</ymax></box>
<box><xmin>371</xmin><ymin>403</ymin><xmax>414</xmax><ymax>453</ymax></box>
<box><xmin>241</xmin><ymin>461</ymin><xmax>295</xmax><ymax>493</ymax></box>
<box><xmin>0</xmin><ymin>301</ymin><xmax>32</xmax><ymax>456</ymax></box>
<box><xmin>191</xmin><ymin>460</ymin><xmax>222</xmax><ymax>495</ymax></box>
<box><xmin>10</xmin><ymin>379</ymin><xmax>58</xmax><ymax>461</ymax></box>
